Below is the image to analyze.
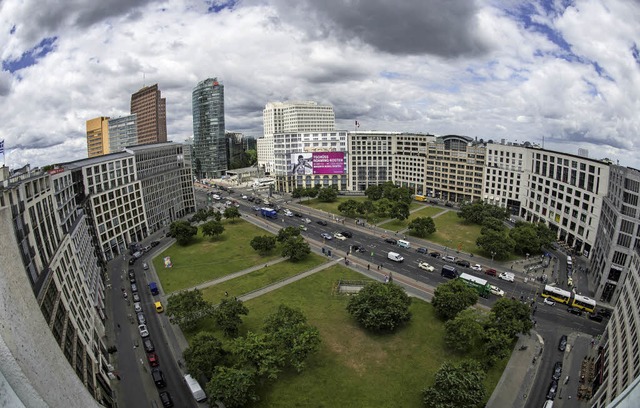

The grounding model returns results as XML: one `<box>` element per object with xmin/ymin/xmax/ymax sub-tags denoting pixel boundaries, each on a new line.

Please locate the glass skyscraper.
<box><xmin>192</xmin><ymin>78</ymin><xmax>227</xmax><ymax>178</ymax></box>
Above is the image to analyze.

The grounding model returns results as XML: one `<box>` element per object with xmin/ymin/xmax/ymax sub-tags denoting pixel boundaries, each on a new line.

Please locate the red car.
<box><xmin>147</xmin><ymin>352</ymin><xmax>159</xmax><ymax>367</ymax></box>
<box><xmin>484</xmin><ymin>268</ymin><xmax>497</xmax><ymax>276</ymax></box>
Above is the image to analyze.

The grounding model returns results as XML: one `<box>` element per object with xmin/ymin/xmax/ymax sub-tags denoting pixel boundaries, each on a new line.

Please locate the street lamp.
<box><xmin>491</xmin><ymin>251</ymin><xmax>496</xmax><ymax>262</ymax></box>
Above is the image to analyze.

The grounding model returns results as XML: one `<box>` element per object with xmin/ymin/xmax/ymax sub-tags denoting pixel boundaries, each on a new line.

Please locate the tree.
<box><xmin>250</xmin><ymin>235</ymin><xmax>277</xmax><ymax>255</ymax></box>
<box><xmin>346</xmin><ymin>282</ymin><xmax>412</xmax><ymax>332</ymax></box>
<box><xmin>357</xmin><ymin>200</ymin><xmax>375</xmax><ymax>216</ymax></box>
<box><xmin>224</xmin><ymin>206</ymin><xmax>241</xmax><ymax>222</ymax></box>
<box><xmin>365</xmin><ymin>185</ymin><xmax>383</xmax><ymax>201</ymax></box>
<box><xmin>374</xmin><ymin>197</ymin><xmax>394</xmax><ymax>219</ymax></box>
<box><xmin>169</xmin><ymin>220</ymin><xmax>198</xmax><ymax>245</ymax></box>
<box><xmin>508</xmin><ymin>223</ymin><xmax>539</xmax><ymax>255</ymax></box>
<box><xmin>338</xmin><ymin>199</ymin><xmax>361</xmax><ymax>217</ymax></box>
<box><xmin>306</xmin><ymin>187</ymin><xmax>319</xmax><ymax>199</ymax></box>
<box><xmin>481</xmin><ymin>327</ymin><xmax>513</xmax><ymax>368</ymax></box>
<box><xmin>233</xmin><ymin>332</ymin><xmax>285</xmax><ymax>380</ymax></box>
<box><xmin>206</xmin><ymin>366</ymin><xmax>257</xmax><ymax>408</ymax></box>
<box><xmin>422</xmin><ymin>360</ymin><xmax>487</xmax><ymax>408</ymax></box>
<box><xmin>214</xmin><ymin>298</ymin><xmax>249</xmax><ymax>338</ymax></box>
<box><xmin>431</xmin><ymin>279</ymin><xmax>479</xmax><ymax>321</ymax></box>
<box><xmin>317</xmin><ymin>186</ymin><xmax>338</xmax><ymax>202</ymax></box>
<box><xmin>408</xmin><ymin>217</ymin><xmax>436</xmax><ymax>237</ymax></box>
<box><xmin>444</xmin><ymin>308</ymin><xmax>487</xmax><ymax>353</ymax></box>
<box><xmin>291</xmin><ymin>187</ymin><xmax>305</xmax><ymax>199</ymax></box>
<box><xmin>481</xmin><ymin>217</ymin><xmax>505</xmax><ymax>234</ymax></box>
<box><xmin>390</xmin><ymin>202</ymin><xmax>410</xmax><ymax>221</ymax></box>
<box><xmin>534</xmin><ymin>222</ymin><xmax>556</xmax><ymax>248</ymax></box>
<box><xmin>476</xmin><ymin>229</ymin><xmax>514</xmax><ymax>260</ymax></box>
<box><xmin>458</xmin><ymin>201</ymin><xmax>508</xmax><ymax>225</ymax></box>
<box><xmin>276</xmin><ymin>226</ymin><xmax>301</xmax><ymax>243</ymax></box>
<box><xmin>488</xmin><ymin>298</ymin><xmax>533</xmax><ymax>338</ymax></box>
<box><xmin>183</xmin><ymin>332</ymin><xmax>226</xmax><ymax>380</ymax></box>
<box><xmin>202</xmin><ymin>220</ymin><xmax>225</xmax><ymax>240</ymax></box>
<box><xmin>166</xmin><ymin>289</ymin><xmax>212</xmax><ymax>331</ymax></box>
<box><xmin>281</xmin><ymin>236</ymin><xmax>310</xmax><ymax>261</ymax></box>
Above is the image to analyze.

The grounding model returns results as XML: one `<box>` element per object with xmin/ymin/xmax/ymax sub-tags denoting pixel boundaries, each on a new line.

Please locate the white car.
<box><xmin>134</xmin><ymin>302</ymin><xmax>142</xmax><ymax>313</ymax></box>
<box><xmin>490</xmin><ymin>285</ymin><xmax>505</xmax><ymax>297</ymax></box>
<box><xmin>321</xmin><ymin>233</ymin><xmax>332</xmax><ymax>240</ymax></box>
<box><xmin>471</xmin><ymin>264</ymin><xmax>482</xmax><ymax>271</ymax></box>
<box><xmin>334</xmin><ymin>233</ymin><xmax>347</xmax><ymax>241</ymax></box>
<box><xmin>499</xmin><ymin>272</ymin><xmax>515</xmax><ymax>282</ymax></box>
<box><xmin>543</xmin><ymin>298</ymin><xmax>555</xmax><ymax>306</ymax></box>
<box><xmin>138</xmin><ymin>324</ymin><xmax>149</xmax><ymax>338</ymax></box>
<box><xmin>303</xmin><ymin>218</ymin><xmax>312</xmax><ymax>224</ymax></box>
<box><xmin>418</xmin><ymin>262</ymin><xmax>435</xmax><ymax>272</ymax></box>
<box><xmin>242</xmin><ymin>195</ymin><xmax>248</xmax><ymax>200</ymax></box>
<box><xmin>284</xmin><ymin>210</ymin><xmax>293</xmax><ymax>217</ymax></box>
<box><xmin>299</xmin><ymin>225</ymin><xmax>308</xmax><ymax>231</ymax></box>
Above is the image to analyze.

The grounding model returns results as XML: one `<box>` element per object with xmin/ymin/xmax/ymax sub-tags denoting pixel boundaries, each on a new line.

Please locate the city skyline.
<box><xmin>1</xmin><ymin>0</ymin><xmax>639</xmax><ymax>169</ymax></box>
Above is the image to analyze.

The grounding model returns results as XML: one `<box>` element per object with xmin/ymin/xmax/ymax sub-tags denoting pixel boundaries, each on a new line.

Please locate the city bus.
<box><xmin>458</xmin><ymin>273</ymin><xmax>492</xmax><ymax>298</ymax></box>
<box><xmin>254</xmin><ymin>178</ymin><xmax>275</xmax><ymax>188</ymax></box>
<box><xmin>571</xmin><ymin>293</ymin><xmax>597</xmax><ymax>313</ymax></box>
<box><xmin>541</xmin><ymin>285</ymin><xmax>572</xmax><ymax>304</ymax></box>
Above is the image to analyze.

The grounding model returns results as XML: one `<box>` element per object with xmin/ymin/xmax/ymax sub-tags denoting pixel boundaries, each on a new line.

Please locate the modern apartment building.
<box><xmin>192</xmin><ymin>78</ymin><xmax>227</xmax><ymax>179</ymax></box>
<box><xmin>258</xmin><ymin>101</ymin><xmax>335</xmax><ymax>175</ymax></box>
<box><xmin>86</xmin><ymin>116</ymin><xmax>110</xmax><ymax>158</ymax></box>
<box><xmin>108</xmin><ymin>114</ymin><xmax>137</xmax><ymax>154</ymax></box>
<box><xmin>130</xmin><ymin>84</ymin><xmax>167</xmax><ymax>145</ymax></box>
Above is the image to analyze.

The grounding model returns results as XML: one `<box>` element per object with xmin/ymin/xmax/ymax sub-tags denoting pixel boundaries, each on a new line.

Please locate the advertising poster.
<box><xmin>289</xmin><ymin>152</ymin><xmax>345</xmax><ymax>175</ymax></box>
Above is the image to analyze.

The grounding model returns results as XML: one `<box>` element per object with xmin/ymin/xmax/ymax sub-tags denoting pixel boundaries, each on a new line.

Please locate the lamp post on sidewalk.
<box><xmin>491</xmin><ymin>251</ymin><xmax>496</xmax><ymax>262</ymax></box>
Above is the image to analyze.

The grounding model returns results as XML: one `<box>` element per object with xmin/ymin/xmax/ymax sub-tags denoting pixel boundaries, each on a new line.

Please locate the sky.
<box><xmin>1</xmin><ymin>0</ymin><xmax>640</xmax><ymax>169</ymax></box>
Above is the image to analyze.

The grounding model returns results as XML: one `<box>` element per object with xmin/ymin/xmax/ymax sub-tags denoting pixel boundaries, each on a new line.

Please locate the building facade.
<box><xmin>483</xmin><ymin>142</ymin><xmax>528</xmax><ymax>216</ymax></box>
<box><xmin>226</xmin><ymin>131</ymin><xmax>246</xmax><ymax>169</ymax></box>
<box><xmin>192</xmin><ymin>78</ymin><xmax>227</xmax><ymax>179</ymax></box>
<box><xmin>86</xmin><ymin>116</ymin><xmax>110</xmax><ymax>158</ymax></box>
<box><xmin>130</xmin><ymin>84</ymin><xmax>167</xmax><ymax>145</ymax></box>
<box><xmin>108</xmin><ymin>114</ymin><xmax>137</xmax><ymax>154</ymax></box>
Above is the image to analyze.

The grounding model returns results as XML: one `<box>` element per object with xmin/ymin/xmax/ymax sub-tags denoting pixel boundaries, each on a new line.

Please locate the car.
<box><xmin>443</xmin><ymin>255</ymin><xmax>456</xmax><ymax>263</ymax></box>
<box><xmin>499</xmin><ymin>272</ymin><xmax>515</xmax><ymax>282</ymax></box>
<box><xmin>131</xmin><ymin>283</ymin><xmax>138</xmax><ymax>293</ymax></box>
<box><xmin>138</xmin><ymin>324</ymin><xmax>149</xmax><ymax>338</ymax></box>
<box><xmin>134</xmin><ymin>302</ymin><xmax>142</xmax><ymax>313</ymax></box>
<box><xmin>558</xmin><ymin>335</ymin><xmax>568</xmax><ymax>352</ymax></box>
<box><xmin>155</xmin><ymin>301</ymin><xmax>164</xmax><ymax>313</ymax></box>
<box><xmin>143</xmin><ymin>245</ymin><xmax>152</xmax><ymax>252</ymax></box>
<box><xmin>252</xmin><ymin>206</ymin><xmax>261</xmax><ymax>211</ymax></box>
<box><xmin>321</xmin><ymin>233</ymin><xmax>332</xmax><ymax>240</ymax></box>
<box><xmin>484</xmin><ymin>268</ymin><xmax>497</xmax><ymax>276</ymax></box>
<box><xmin>429</xmin><ymin>251</ymin><xmax>441</xmax><ymax>259</ymax></box>
<box><xmin>543</xmin><ymin>298</ymin><xmax>555</xmax><ymax>306</ymax></box>
<box><xmin>490</xmin><ymin>285</ymin><xmax>504</xmax><ymax>297</ymax></box>
<box><xmin>129</xmin><ymin>275</ymin><xmax>136</xmax><ymax>284</ymax></box>
<box><xmin>294</xmin><ymin>212</ymin><xmax>302</xmax><ymax>217</ymax></box>
<box><xmin>384</xmin><ymin>238</ymin><xmax>398</xmax><ymax>245</ymax></box>
<box><xmin>339</xmin><ymin>231</ymin><xmax>353</xmax><ymax>238</ymax></box>
<box><xmin>351</xmin><ymin>245</ymin><xmax>366</xmax><ymax>253</ymax></box>
<box><xmin>284</xmin><ymin>210</ymin><xmax>293</xmax><ymax>217</ymax></box>
<box><xmin>546</xmin><ymin>380</ymin><xmax>558</xmax><ymax>400</ymax></box>
<box><xmin>137</xmin><ymin>312</ymin><xmax>146</xmax><ymax>325</ymax></box>
<box><xmin>143</xmin><ymin>338</ymin><xmax>155</xmax><ymax>352</ymax></box>
<box><xmin>470</xmin><ymin>264</ymin><xmax>482</xmax><ymax>271</ymax></box>
<box><xmin>598</xmin><ymin>308</ymin><xmax>612</xmax><ymax>318</ymax></box>
<box><xmin>143</xmin><ymin>262</ymin><xmax>149</xmax><ymax>270</ymax></box>
<box><xmin>150</xmin><ymin>241</ymin><xmax>160</xmax><ymax>248</ymax></box>
<box><xmin>133</xmin><ymin>293</ymin><xmax>141</xmax><ymax>302</ymax></box>
<box><xmin>152</xmin><ymin>368</ymin><xmax>166</xmax><ymax>388</ymax></box>
<box><xmin>567</xmin><ymin>307</ymin><xmax>583</xmax><ymax>316</ymax></box>
<box><xmin>418</xmin><ymin>262</ymin><xmax>435</xmax><ymax>272</ymax></box>
<box><xmin>334</xmin><ymin>233</ymin><xmax>347</xmax><ymax>240</ymax></box>
<box><xmin>552</xmin><ymin>361</ymin><xmax>563</xmax><ymax>381</ymax></box>
<box><xmin>147</xmin><ymin>352</ymin><xmax>159</xmax><ymax>367</ymax></box>
<box><xmin>299</xmin><ymin>225</ymin><xmax>308</xmax><ymax>231</ymax></box>
<box><xmin>247</xmin><ymin>196</ymin><xmax>255</xmax><ymax>202</ymax></box>
<box><xmin>303</xmin><ymin>218</ymin><xmax>312</xmax><ymax>224</ymax></box>
<box><xmin>128</xmin><ymin>258</ymin><xmax>136</xmax><ymax>265</ymax></box>
<box><xmin>242</xmin><ymin>195</ymin><xmax>248</xmax><ymax>200</ymax></box>
<box><xmin>416</xmin><ymin>247</ymin><xmax>428</xmax><ymax>254</ymax></box>
<box><xmin>316</xmin><ymin>220</ymin><xmax>328</xmax><ymax>226</ymax></box>
<box><xmin>588</xmin><ymin>313</ymin><xmax>603</xmax><ymax>322</ymax></box>
<box><xmin>159</xmin><ymin>391</ymin><xmax>174</xmax><ymax>407</ymax></box>
<box><xmin>456</xmin><ymin>260</ymin><xmax>471</xmax><ymax>268</ymax></box>
<box><xmin>128</xmin><ymin>269</ymin><xmax>135</xmax><ymax>278</ymax></box>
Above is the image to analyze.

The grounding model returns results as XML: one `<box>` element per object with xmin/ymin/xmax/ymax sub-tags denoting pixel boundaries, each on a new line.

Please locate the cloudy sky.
<box><xmin>1</xmin><ymin>0</ymin><xmax>639</xmax><ymax>168</ymax></box>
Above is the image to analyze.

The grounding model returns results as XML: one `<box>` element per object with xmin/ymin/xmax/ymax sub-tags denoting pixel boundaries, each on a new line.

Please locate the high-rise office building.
<box><xmin>86</xmin><ymin>116</ymin><xmax>110</xmax><ymax>158</ymax></box>
<box><xmin>130</xmin><ymin>84</ymin><xmax>167</xmax><ymax>145</ymax></box>
<box><xmin>192</xmin><ymin>78</ymin><xmax>227</xmax><ymax>179</ymax></box>
<box><xmin>108</xmin><ymin>114</ymin><xmax>137</xmax><ymax>153</ymax></box>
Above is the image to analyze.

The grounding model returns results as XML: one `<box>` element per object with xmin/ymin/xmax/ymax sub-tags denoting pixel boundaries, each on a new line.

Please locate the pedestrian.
<box><xmin>367</xmin><ymin>264</ymin><xmax>370</xmax><ymax>270</ymax></box>
<box><xmin>377</xmin><ymin>265</ymin><xmax>380</xmax><ymax>270</ymax></box>
<box><xmin>117</xmin><ymin>324</ymin><xmax>120</xmax><ymax>329</ymax></box>
<box><xmin>225</xmin><ymin>291</ymin><xmax>229</xmax><ymax>297</ymax></box>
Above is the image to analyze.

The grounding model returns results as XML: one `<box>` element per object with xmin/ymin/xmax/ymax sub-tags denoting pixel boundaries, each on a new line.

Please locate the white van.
<box><xmin>542</xmin><ymin>400</ymin><xmax>554</xmax><ymax>408</ymax></box>
<box><xmin>388</xmin><ymin>252</ymin><xmax>404</xmax><ymax>262</ymax></box>
<box><xmin>184</xmin><ymin>374</ymin><xmax>207</xmax><ymax>402</ymax></box>
<box><xmin>397</xmin><ymin>239</ymin><xmax>411</xmax><ymax>249</ymax></box>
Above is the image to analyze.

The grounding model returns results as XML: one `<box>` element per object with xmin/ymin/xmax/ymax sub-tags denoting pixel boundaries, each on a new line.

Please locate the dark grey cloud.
<box><xmin>271</xmin><ymin>0</ymin><xmax>489</xmax><ymax>57</ymax></box>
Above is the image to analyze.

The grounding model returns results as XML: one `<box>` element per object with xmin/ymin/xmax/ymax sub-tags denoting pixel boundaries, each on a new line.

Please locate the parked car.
<box><xmin>284</xmin><ymin>209</ymin><xmax>293</xmax><ymax>217</ymax></box>
<box><xmin>558</xmin><ymin>335</ymin><xmax>568</xmax><ymax>351</ymax></box>
<box><xmin>416</xmin><ymin>247</ymin><xmax>428</xmax><ymax>254</ymax></box>
<box><xmin>247</xmin><ymin>196</ymin><xmax>255</xmax><ymax>202</ymax></box>
<box><xmin>598</xmin><ymin>308</ymin><xmax>612</xmax><ymax>318</ymax></box>
<box><xmin>552</xmin><ymin>361</ymin><xmax>563</xmax><ymax>381</ymax></box>
<box><xmin>429</xmin><ymin>251</ymin><xmax>441</xmax><ymax>259</ymax></box>
<box><xmin>456</xmin><ymin>260</ymin><xmax>471</xmax><ymax>268</ymax></box>
<box><xmin>150</xmin><ymin>240</ymin><xmax>160</xmax><ymax>248</ymax></box>
<box><xmin>137</xmin><ymin>312</ymin><xmax>146</xmax><ymax>325</ymax></box>
<box><xmin>351</xmin><ymin>245</ymin><xmax>366</xmax><ymax>253</ymax></box>
<box><xmin>443</xmin><ymin>255</ymin><xmax>456</xmax><ymax>263</ymax></box>
<box><xmin>316</xmin><ymin>220</ymin><xmax>328</xmax><ymax>226</ymax></box>
<box><xmin>490</xmin><ymin>285</ymin><xmax>504</xmax><ymax>297</ymax></box>
<box><xmin>155</xmin><ymin>301</ymin><xmax>164</xmax><ymax>313</ymax></box>
<box><xmin>138</xmin><ymin>324</ymin><xmax>149</xmax><ymax>338</ymax></box>
<box><xmin>340</xmin><ymin>231</ymin><xmax>353</xmax><ymax>238</ymax></box>
<box><xmin>384</xmin><ymin>238</ymin><xmax>398</xmax><ymax>245</ymax></box>
<box><xmin>546</xmin><ymin>380</ymin><xmax>559</xmax><ymax>400</ymax></box>
<box><xmin>499</xmin><ymin>272</ymin><xmax>515</xmax><ymax>282</ymax></box>
<box><xmin>159</xmin><ymin>391</ymin><xmax>174</xmax><ymax>407</ymax></box>
<box><xmin>128</xmin><ymin>269</ymin><xmax>135</xmax><ymax>279</ymax></box>
<box><xmin>334</xmin><ymin>232</ymin><xmax>347</xmax><ymax>240</ymax></box>
<box><xmin>128</xmin><ymin>258</ymin><xmax>136</xmax><ymax>265</ymax></box>
<box><xmin>147</xmin><ymin>352</ymin><xmax>159</xmax><ymax>367</ymax></box>
<box><xmin>299</xmin><ymin>225</ymin><xmax>308</xmax><ymax>231</ymax></box>
<box><xmin>129</xmin><ymin>275</ymin><xmax>136</xmax><ymax>284</ymax></box>
<box><xmin>143</xmin><ymin>262</ymin><xmax>149</xmax><ymax>270</ymax></box>
<box><xmin>131</xmin><ymin>283</ymin><xmax>138</xmax><ymax>293</ymax></box>
<box><xmin>294</xmin><ymin>212</ymin><xmax>302</xmax><ymax>217</ymax></box>
<box><xmin>143</xmin><ymin>338</ymin><xmax>155</xmax><ymax>352</ymax></box>
<box><xmin>418</xmin><ymin>262</ymin><xmax>435</xmax><ymax>272</ymax></box>
<box><xmin>543</xmin><ymin>298</ymin><xmax>555</xmax><ymax>306</ymax></box>
<box><xmin>567</xmin><ymin>307</ymin><xmax>583</xmax><ymax>316</ymax></box>
<box><xmin>321</xmin><ymin>233</ymin><xmax>332</xmax><ymax>240</ymax></box>
<box><xmin>133</xmin><ymin>293</ymin><xmax>141</xmax><ymax>302</ymax></box>
<box><xmin>588</xmin><ymin>313</ymin><xmax>603</xmax><ymax>322</ymax></box>
<box><xmin>470</xmin><ymin>264</ymin><xmax>482</xmax><ymax>271</ymax></box>
<box><xmin>484</xmin><ymin>268</ymin><xmax>497</xmax><ymax>276</ymax></box>
<box><xmin>134</xmin><ymin>302</ymin><xmax>142</xmax><ymax>313</ymax></box>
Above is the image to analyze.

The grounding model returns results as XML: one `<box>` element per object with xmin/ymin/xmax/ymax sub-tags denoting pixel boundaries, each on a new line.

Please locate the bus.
<box><xmin>459</xmin><ymin>273</ymin><xmax>491</xmax><ymax>298</ymax></box>
<box><xmin>571</xmin><ymin>294</ymin><xmax>597</xmax><ymax>313</ymax></box>
<box><xmin>541</xmin><ymin>285</ymin><xmax>572</xmax><ymax>304</ymax></box>
<box><xmin>254</xmin><ymin>178</ymin><xmax>276</xmax><ymax>187</ymax></box>
<box><xmin>414</xmin><ymin>195</ymin><xmax>427</xmax><ymax>202</ymax></box>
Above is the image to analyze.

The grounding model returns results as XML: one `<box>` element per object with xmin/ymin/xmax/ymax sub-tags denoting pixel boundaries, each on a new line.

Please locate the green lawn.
<box><xmin>188</xmin><ymin>265</ymin><xmax>507</xmax><ymax>407</ymax></box>
<box><xmin>199</xmin><ymin>253</ymin><xmax>327</xmax><ymax>304</ymax></box>
<box><xmin>301</xmin><ymin>196</ymin><xmax>422</xmax><ymax>223</ymax></box>
<box><xmin>152</xmin><ymin>219</ymin><xmax>283</xmax><ymax>293</ymax></box>
<box><xmin>378</xmin><ymin>206</ymin><xmax>446</xmax><ymax>232</ymax></box>
<box><xmin>427</xmin><ymin>211</ymin><xmax>484</xmax><ymax>255</ymax></box>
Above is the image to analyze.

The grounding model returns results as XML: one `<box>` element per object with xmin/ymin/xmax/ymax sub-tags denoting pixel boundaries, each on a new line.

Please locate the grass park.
<box><xmin>151</xmin><ymin>211</ymin><xmax>507</xmax><ymax>407</ymax></box>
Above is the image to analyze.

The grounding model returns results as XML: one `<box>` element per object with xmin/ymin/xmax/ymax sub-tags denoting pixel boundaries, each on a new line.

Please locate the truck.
<box><xmin>261</xmin><ymin>207</ymin><xmax>277</xmax><ymax>219</ymax></box>
<box><xmin>149</xmin><ymin>281</ymin><xmax>159</xmax><ymax>295</ymax></box>
<box><xmin>387</xmin><ymin>252</ymin><xmax>404</xmax><ymax>262</ymax></box>
<box><xmin>458</xmin><ymin>272</ymin><xmax>491</xmax><ymax>298</ymax></box>
<box><xmin>184</xmin><ymin>374</ymin><xmax>207</xmax><ymax>402</ymax></box>
<box><xmin>441</xmin><ymin>265</ymin><xmax>459</xmax><ymax>279</ymax></box>
<box><xmin>414</xmin><ymin>195</ymin><xmax>427</xmax><ymax>202</ymax></box>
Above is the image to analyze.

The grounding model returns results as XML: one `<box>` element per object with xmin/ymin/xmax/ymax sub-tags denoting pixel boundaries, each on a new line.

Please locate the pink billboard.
<box><xmin>289</xmin><ymin>152</ymin><xmax>345</xmax><ymax>175</ymax></box>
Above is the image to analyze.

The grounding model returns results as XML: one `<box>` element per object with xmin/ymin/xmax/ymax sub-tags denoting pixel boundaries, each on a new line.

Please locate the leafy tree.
<box><xmin>458</xmin><ymin>201</ymin><xmax>509</xmax><ymax>225</ymax></box>
<box><xmin>281</xmin><ymin>236</ymin><xmax>310</xmax><ymax>261</ymax></box>
<box><xmin>422</xmin><ymin>360</ymin><xmax>487</xmax><ymax>408</ymax></box>
<box><xmin>476</xmin><ymin>229</ymin><xmax>514</xmax><ymax>260</ymax></box>
<box><xmin>166</xmin><ymin>289</ymin><xmax>212</xmax><ymax>331</ymax></box>
<box><xmin>245</xmin><ymin>149</ymin><xmax>257</xmax><ymax>165</ymax></box>
<box><xmin>386</xmin><ymin>185</ymin><xmax>413</xmax><ymax>205</ymax></box>
<box><xmin>444</xmin><ymin>309</ymin><xmax>487</xmax><ymax>353</ymax></box>
<box><xmin>365</xmin><ymin>185</ymin><xmax>383</xmax><ymax>201</ymax></box>
<box><xmin>291</xmin><ymin>187</ymin><xmax>305</xmax><ymax>199</ymax></box>
<box><xmin>481</xmin><ymin>217</ymin><xmax>505</xmax><ymax>234</ymax></box>
<box><xmin>488</xmin><ymin>298</ymin><xmax>533</xmax><ymax>338</ymax></box>
<box><xmin>357</xmin><ymin>200</ymin><xmax>375</xmax><ymax>216</ymax></box>
<box><xmin>183</xmin><ymin>332</ymin><xmax>226</xmax><ymax>380</ymax></box>
<box><xmin>338</xmin><ymin>199</ymin><xmax>361</xmax><ymax>217</ymax></box>
<box><xmin>508</xmin><ymin>223</ymin><xmax>539</xmax><ymax>255</ymax></box>
<box><xmin>233</xmin><ymin>332</ymin><xmax>285</xmax><ymax>380</ymax></box>
<box><xmin>202</xmin><ymin>220</ymin><xmax>225</xmax><ymax>240</ymax></box>
<box><xmin>408</xmin><ymin>217</ymin><xmax>436</xmax><ymax>237</ymax></box>
<box><xmin>169</xmin><ymin>220</ymin><xmax>198</xmax><ymax>245</ymax></box>
<box><xmin>224</xmin><ymin>206</ymin><xmax>241</xmax><ymax>221</ymax></box>
<box><xmin>210</xmin><ymin>209</ymin><xmax>222</xmax><ymax>222</ymax></box>
<box><xmin>431</xmin><ymin>279</ymin><xmax>479</xmax><ymax>321</ymax></box>
<box><xmin>276</xmin><ymin>226</ymin><xmax>301</xmax><ymax>243</ymax></box>
<box><xmin>250</xmin><ymin>235</ymin><xmax>276</xmax><ymax>255</ymax></box>
<box><xmin>390</xmin><ymin>202</ymin><xmax>410</xmax><ymax>221</ymax></box>
<box><xmin>190</xmin><ymin>208</ymin><xmax>210</xmax><ymax>223</ymax></box>
<box><xmin>534</xmin><ymin>222</ymin><xmax>556</xmax><ymax>248</ymax></box>
<box><xmin>346</xmin><ymin>282</ymin><xmax>412</xmax><ymax>332</ymax></box>
<box><xmin>306</xmin><ymin>187</ymin><xmax>319</xmax><ymax>199</ymax></box>
<box><xmin>317</xmin><ymin>186</ymin><xmax>338</xmax><ymax>202</ymax></box>
<box><xmin>214</xmin><ymin>298</ymin><xmax>249</xmax><ymax>338</ymax></box>
<box><xmin>206</xmin><ymin>366</ymin><xmax>258</xmax><ymax>408</ymax></box>
<box><xmin>374</xmin><ymin>197</ymin><xmax>394</xmax><ymax>219</ymax></box>
<box><xmin>481</xmin><ymin>327</ymin><xmax>513</xmax><ymax>368</ymax></box>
